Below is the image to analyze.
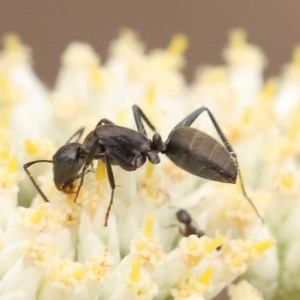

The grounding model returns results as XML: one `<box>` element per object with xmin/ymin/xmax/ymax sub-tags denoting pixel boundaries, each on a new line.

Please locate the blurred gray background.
<box><xmin>0</xmin><ymin>1</ymin><xmax>298</xmax><ymax>299</ymax></box>
<box><xmin>1</xmin><ymin>0</ymin><xmax>300</xmax><ymax>86</ymax></box>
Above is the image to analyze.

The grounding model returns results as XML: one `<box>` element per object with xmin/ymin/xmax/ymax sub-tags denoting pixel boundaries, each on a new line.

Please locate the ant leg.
<box><xmin>96</xmin><ymin>119</ymin><xmax>115</xmax><ymax>127</ymax></box>
<box><xmin>132</xmin><ymin>104</ymin><xmax>157</xmax><ymax>135</ymax></box>
<box><xmin>66</xmin><ymin>127</ymin><xmax>85</xmax><ymax>144</ymax></box>
<box><xmin>175</xmin><ymin>107</ymin><xmax>264</xmax><ymax>223</ymax></box>
<box><xmin>23</xmin><ymin>160</ymin><xmax>52</xmax><ymax>202</ymax></box>
<box><xmin>103</xmin><ymin>156</ymin><xmax>115</xmax><ymax>226</ymax></box>
<box><xmin>132</xmin><ymin>105</ymin><xmax>160</xmax><ymax>164</ymax></box>
<box><xmin>74</xmin><ymin>139</ymin><xmax>100</xmax><ymax>202</ymax></box>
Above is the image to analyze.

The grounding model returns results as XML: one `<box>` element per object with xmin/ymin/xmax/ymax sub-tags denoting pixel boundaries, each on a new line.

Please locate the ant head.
<box><xmin>52</xmin><ymin>142</ymin><xmax>86</xmax><ymax>191</ymax></box>
<box><xmin>176</xmin><ymin>209</ymin><xmax>192</xmax><ymax>224</ymax></box>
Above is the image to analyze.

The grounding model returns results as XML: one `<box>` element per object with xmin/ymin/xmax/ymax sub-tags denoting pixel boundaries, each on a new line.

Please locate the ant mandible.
<box><xmin>24</xmin><ymin>105</ymin><xmax>263</xmax><ymax>226</ymax></box>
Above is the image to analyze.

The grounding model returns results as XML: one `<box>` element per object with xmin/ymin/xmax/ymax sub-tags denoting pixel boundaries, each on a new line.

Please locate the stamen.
<box><xmin>25</xmin><ymin>140</ymin><xmax>38</xmax><ymax>154</ymax></box>
<box><xmin>96</xmin><ymin>161</ymin><xmax>106</xmax><ymax>180</ymax></box>
<box><xmin>281</xmin><ymin>172</ymin><xmax>294</xmax><ymax>190</ymax></box>
<box><xmin>117</xmin><ymin>108</ymin><xmax>127</xmax><ymax>126</ymax></box>
<box><xmin>292</xmin><ymin>44</ymin><xmax>300</xmax><ymax>67</ymax></box>
<box><xmin>146</xmin><ymin>83</ymin><xmax>156</xmax><ymax>106</ymax></box>
<box><xmin>30</xmin><ymin>206</ymin><xmax>47</xmax><ymax>225</ymax></box>
<box><xmin>3</xmin><ymin>33</ymin><xmax>22</xmax><ymax>52</ymax></box>
<box><xmin>130</xmin><ymin>258</ymin><xmax>141</xmax><ymax>282</ymax></box>
<box><xmin>0</xmin><ymin>109</ymin><xmax>9</xmax><ymax>128</ymax></box>
<box><xmin>73</xmin><ymin>265</ymin><xmax>86</xmax><ymax>280</ymax></box>
<box><xmin>204</xmin><ymin>233</ymin><xmax>226</xmax><ymax>252</ymax></box>
<box><xmin>145</xmin><ymin>161</ymin><xmax>155</xmax><ymax>179</ymax></box>
<box><xmin>143</xmin><ymin>213</ymin><xmax>154</xmax><ymax>238</ymax></box>
<box><xmin>253</xmin><ymin>240</ymin><xmax>275</xmax><ymax>254</ymax></box>
<box><xmin>261</xmin><ymin>80</ymin><xmax>277</xmax><ymax>101</ymax></box>
<box><xmin>199</xmin><ymin>266</ymin><xmax>214</xmax><ymax>285</ymax></box>
<box><xmin>0</xmin><ymin>146</ymin><xmax>9</xmax><ymax>160</ymax></box>
<box><xmin>229</xmin><ymin>28</ymin><xmax>247</xmax><ymax>48</ymax></box>
<box><xmin>168</xmin><ymin>34</ymin><xmax>189</xmax><ymax>55</ymax></box>
<box><xmin>8</xmin><ymin>157</ymin><xmax>17</xmax><ymax>173</ymax></box>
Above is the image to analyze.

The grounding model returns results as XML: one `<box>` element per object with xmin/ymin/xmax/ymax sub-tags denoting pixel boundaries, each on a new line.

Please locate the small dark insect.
<box><xmin>176</xmin><ymin>209</ymin><xmax>204</xmax><ymax>238</ymax></box>
<box><xmin>24</xmin><ymin>105</ymin><xmax>263</xmax><ymax>226</ymax></box>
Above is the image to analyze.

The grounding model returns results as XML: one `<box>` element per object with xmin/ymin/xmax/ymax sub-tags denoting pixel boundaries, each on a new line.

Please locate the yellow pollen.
<box><xmin>146</xmin><ymin>83</ymin><xmax>156</xmax><ymax>106</ymax></box>
<box><xmin>281</xmin><ymin>172</ymin><xmax>294</xmax><ymax>189</ymax></box>
<box><xmin>241</xmin><ymin>108</ymin><xmax>251</xmax><ymax>127</ymax></box>
<box><xmin>199</xmin><ymin>266</ymin><xmax>214</xmax><ymax>285</ymax></box>
<box><xmin>130</xmin><ymin>258</ymin><xmax>141</xmax><ymax>282</ymax></box>
<box><xmin>30</xmin><ymin>207</ymin><xmax>47</xmax><ymax>225</ymax></box>
<box><xmin>3</xmin><ymin>33</ymin><xmax>22</xmax><ymax>52</ymax></box>
<box><xmin>288</xmin><ymin>122</ymin><xmax>300</xmax><ymax>144</ymax></box>
<box><xmin>96</xmin><ymin>161</ymin><xmax>106</xmax><ymax>180</ymax></box>
<box><xmin>117</xmin><ymin>108</ymin><xmax>127</xmax><ymax>126</ymax></box>
<box><xmin>143</xmin><ymin>213</ymin><xmax>154</xmax><ymax>238</ymax></box>
<box><xmin>25</xmin><ymin>140</ymin><xmax>38</xmax><ymax>154</ymax></box>
<box><xmin>0</xmin><ymin>109</ymin><xmax>9</xmax><ymax>128</ymax></box>
<box><xmin>89</xmin><ymin>64</ymin><xmax>102</xmax><ymax>85</ymax></box>
<box><xmin>8</xmin><ymin>157</ymin><xmax>17</xmax><ymax>173</ymax></box>
<box><xmin>292</xmin><ymin>44</ymin><xmax>300</xmax><ymax>67</ymax></box>
<box><xmin>253</xmin><ymin>240</ymin><xmax>275</xmax><ymax>254</ymax></box>
<box><xmin>0</xmin><ymin>74</ymin><xmax>11</xmax><ymax>98</ymax></box>
<box><xmin>261</xmin><ymin>80</ymin><xmax>277</xmax><ymax>101</ymax></box>
<box><xmin>204</xmin><ymin>234</ymin><xmax>226</xmax><ymax>252</ymax></box>
<box><xmin>168</xmin><ymin>34</ymin><xmax>189</xmax><ymax>55</ymax></box>
<box><xmin>0</xmin><ymin>147</ymin><xmax>9</xmax><ymax>160</ymax></box>
<box><xmin>145</xmin><ymin>161</ymin><xmax>155</xmax><ymax>179</ymax></box>
<box><xmin>229</xmin><ymin>28</ymin><xmax>247</xmax><ymax>48</ymax></box>
<box><xmin>73</xmin><ymin>266</ymin><xmax>86</xmax><ymax>280</ymax></box>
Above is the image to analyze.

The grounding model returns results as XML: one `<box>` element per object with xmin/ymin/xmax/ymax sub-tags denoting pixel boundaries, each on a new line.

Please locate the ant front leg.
<box><xmin>132</xmin><ymin>105</ymin><xmax>160</xmax><ymax>164</ymax></box>
<box><xmin>23</xmin><ymin>160</ymin><xmax>52</xmax><ymax>202</ymax></box>
<box><xmin>175</xmin><ymin>107</ymin><xmax>264</xmax><ymax>223</ymax></box>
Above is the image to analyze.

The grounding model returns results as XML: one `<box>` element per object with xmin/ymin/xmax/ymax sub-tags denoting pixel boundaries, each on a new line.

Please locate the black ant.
<box><xmin>24</xmin><ymin>105</ymin><xmax>263</xmax><ymax>226</ymax></box>
<box><xmin>176</xmin><ymin>209</ymin><xmax>204</xmax><ymax>238</ymax></box>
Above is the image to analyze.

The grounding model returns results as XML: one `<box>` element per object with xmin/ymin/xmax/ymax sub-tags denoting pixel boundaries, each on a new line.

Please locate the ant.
<box><xmin>176</xmin><ymin>209</ymin><xmax>204</xmax><ymax>238</ymax></box>
<box><xmin>24</xmin><ymin>105</ymin><xmax>263</xmax><ymax>226</ymax></box>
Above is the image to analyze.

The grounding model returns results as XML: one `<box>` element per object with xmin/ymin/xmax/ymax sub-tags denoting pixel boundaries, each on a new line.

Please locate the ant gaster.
<box><xmin>24</xmin><ymin>105</ymin><xmax>263</xmax><ymax>226</ymax></box>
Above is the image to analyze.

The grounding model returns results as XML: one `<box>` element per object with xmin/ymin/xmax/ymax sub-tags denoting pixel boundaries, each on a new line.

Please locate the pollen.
<box><xmin>96</xmin><ymin>160</ymin><xmax>106</xmax><ymax>180</ymax></box>
<box><xmin>130</xmin><ymin>258</ymin><xmax>142</xmax><ymax>282</ymax></box>
<box><xmin>85</xmin><ymin>250</ymin><xmax>113</xmax><ymax>282</ymax></box>
<box><xmin>7</xmin><ymin>156</ymin><xmax>17</xmax><ymax>173</ymax></box>
<box><xmin>3</xmin><ymin>33</ymin><xmax>22</xmax><ymax>52</ymax></box>
<box><xmin>144</xmin><ymin>161</ymin><xmax>155</xmax><ymax>179</ymax></box>
<box><xmin>25</xmin><ymin>140</ymin><xmax>38</xmax><ymax>154</ymax></box>
<box><xmin>117</xmin><ymin>108</ymin><xmax>127</xmax><ymax>126</ymax></box>
<box><xmin>24</xmin><ymin>239</ymin><xmax>57</xmax><ymax>267</ymax></box>
<box><xmin>253</xmin><ymin>239</ymin><xmax>275</xmax><ymax>255</ymax></box>
<box><xmin>30</xmin><ymin>206</ymin><xmax>47</xmax><ymax>225</ymax></box>
<box><xmin>204</xmin><ymin>233</ymin><xmax>227</xmax><ymax>252</ymax></box>
<box><xmin>146</xmin><ymin>82</ymin><xmax>156</xmax><ymax>106</ymax></box>
<box><xmin>229</xmin><ymin>28</ymin><xmax>247</xmax><ymax>48</ymax></box>
<box><xmin>73</xmin><ymin>265</ymin><xmax>86</xmax><ymax>280</ymax></box>
<box><xmin>143</xmin><ymin>213</ymin><xmax>154</xmax><ymax>238</ymax></box>
<box><xmin>261</xmin><ymin>79</ymin><xmax>277</xmax><ymax>102</ymax></box>
<box><xmin>220</xmin><ymin>240</ymin><xmax>252</xmax><ymax>274</ymax></box>
<box><xmin>173</xmin><ymin>270</ymin><xmax>210</xmax><ymax>300</ymax></box>
<box><xmin>131</xmin><ymin>219</ymin><xmax>164</xmax><ymax>269</ymax></box>
<box><xmin>198</xmin><ymin>266</ymin><xmax>214</xmax><ymax>286</ymax></box>
<box><xmin>181</xmin><ymin>235</ymin><xmax>215</xmax><ymax>267</ymax></box>
<box><xmin>168</xmin><ymin>34</ymin><xmax>189</xmax><ymax>56</ymax></box>
<box><xmin>292</xmin><ymin>44</ymin><xmax>300</xmax><ymax>67</ymax></box>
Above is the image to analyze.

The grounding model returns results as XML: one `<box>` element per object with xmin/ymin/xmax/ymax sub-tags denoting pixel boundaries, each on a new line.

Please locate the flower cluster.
<box><xmin>0</xmin><ymin>28</ymin><xmax>297</xmax><ymax>299</ymax></box>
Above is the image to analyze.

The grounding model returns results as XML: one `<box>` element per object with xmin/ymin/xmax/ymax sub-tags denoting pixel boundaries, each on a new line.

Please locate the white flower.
<box><xmin>0</xmin><ymin>28</ymin><xmax>298</xmax><ymax>300</ymax></box>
